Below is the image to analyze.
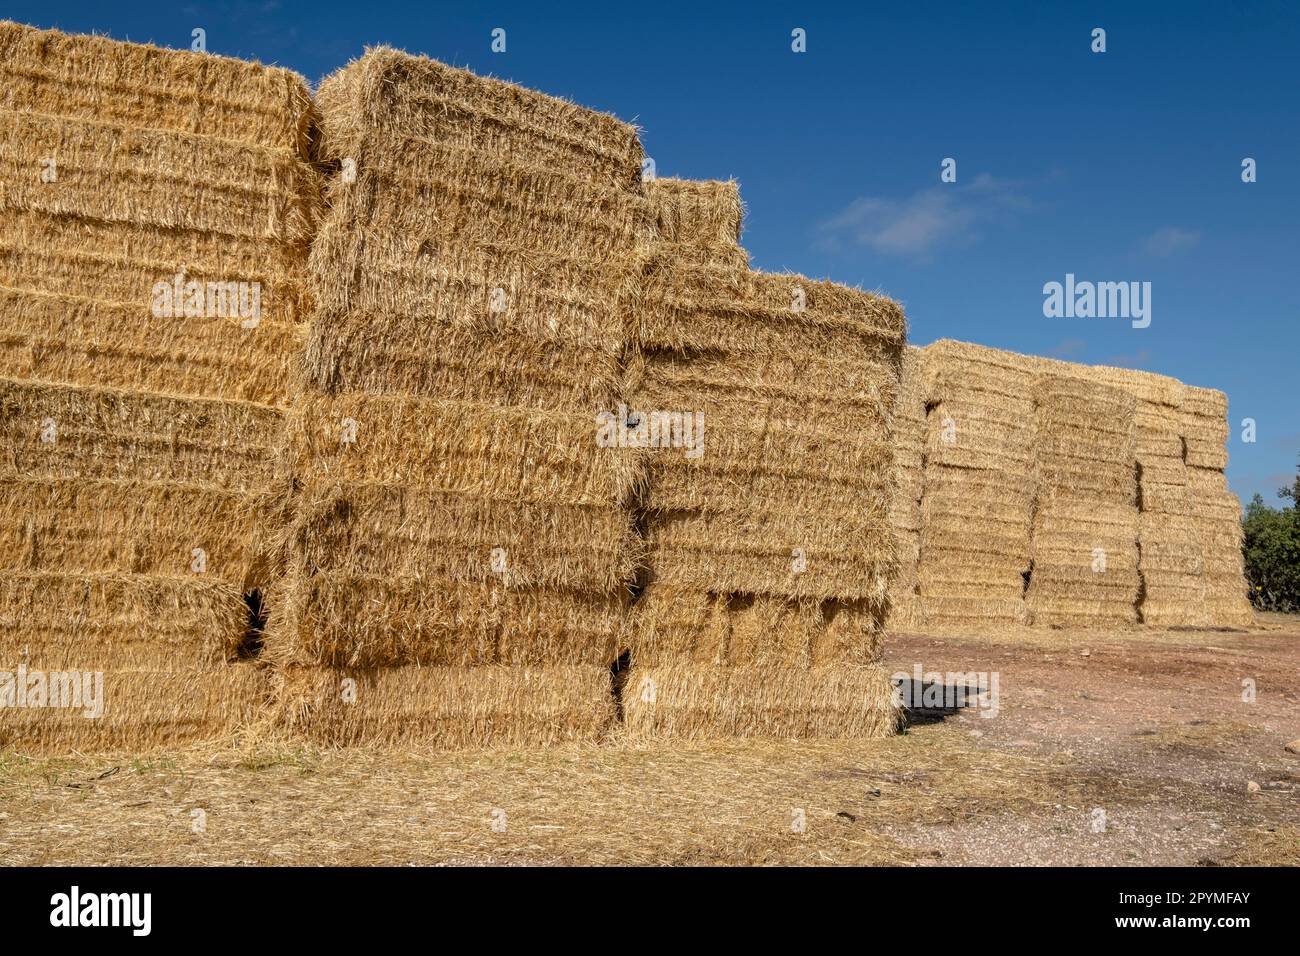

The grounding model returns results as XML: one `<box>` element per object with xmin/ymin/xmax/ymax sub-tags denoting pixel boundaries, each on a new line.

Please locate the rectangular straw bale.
<box><xmin>316</xmin><ymin>142</ymin><xmax>649</xmax><ymax>260</ymax></box>
<box><xmin>643</xmin><ymin>507</ymin><xmax>892</xmax><ymax>602</ymax></box>
<box><xmin>631</xmin><ymin>345</ymin><xmax>897</xmax><ymax>433</ymax></box>
<box><xmin>709</xmin><ymin>594</ymin><xmax>819</xmax><ymax>668</ymax></box>
<box><xmin>629</xmin><ymin>587</ymin><xmax>820</xmax><ymax>668</ymax></box>
<box><xmin>309</xmin><ymin>203</ymin><xmax>645</xmax><ymax>343</ymax></box>
<box><xmin>265</xmin><ymin>572</ymin><xmax>623</xmax><ymax>669</ymax></box>
<box><xmin>283</xmin><ymin>481</ymin><xmax>640</xmax><ymax>592</ymax></box>
<box><xmin>1069</xmin><ymin>362</ymin><xmax>1186</xmax><ymax>409</ymax></box>
<box><xmin>629</xmin><ymin>585</ymin><xmax>883</xmax><ymax>668</ymax></box>
<box><xmin>640</xmin><ymin>417</ymin><xmax>892</xmax><ymax>515</ymax></box>
<box><xmin>302</xmin><ymin>308</ymin><xmax>621</xmax><ymax>411</ymax></box>
<box><xmin>1180</xmin><ymin>386</ymin><xmax>1230</xmax><ymax>470</ymax></box>
<box><xmin>0</xmin><ymin>109</ymin><xmax>320</xmax><ymax>245</ymax></box>
<box><xmin>1181</xmin><ymin>385</ymin><xmax>1227</xmax><ymax>420</ymax></box>
<box><xmin>0</xmin><ymin>378</ymin><xmax>282</xmax><ymax>491</ymax></box>
<box><xmin>0</xmin><ymin>285</ymin><xmax>304</xmax><ymax>407</ymax></box>
<box><xmin>622</xmin><ymin>662</ymin><xmax>898</xmax><ymax>741</ymax></box>
<box><xmin>307</xmin><ymin>48</ymin><xmax>649</xmax><ymax>406</ymax></box>
<box><xmin>920</xmin><ymin>595</ymin><xmax>1028</xmax><ymax>628</ymax></box>
<box><xmin>884</xmin><ymin>531</ymin><xmax>922</xmax><ymax>632</ymax></box>
<box><xmin>314</xmin><ymin>46</ymin><xmax>643</xmax><ymax>191</ymax></box>
<box><xmin>0</xmin><ymin>208</ymin><xmax>309</xmax><ymax>326</ymax></box>
<box><xmin>279</xmin><ymin>391</ymin><xmax>638</xmax><ymax>506</ymax></box>
<box><xmin>626</xmin><ymin>585</ymin><xmax>732</xmax><ymax>665</ymax></box>
<box><xmin>812</xmin><ymin>597</ymin><xmax>887</xmax><ymax>664</ymax></box>
<box><xmin>885</xmin><ymin>347</ymin><xmax>925</xmax><ymax>631</ymax></box>
<box><xmin>1137</xmin><ymin>512</ymin><xmax>1205</xmax><ymax>625</ymax></box>
<box><xmin>636</xmin><ymin>265</ymin><xmax>905</xmax><ymax>356</ymax></box>
<box><xmin>0</xmin><ymin>21</ymin><xmax>314</xmax><ymax>153</ymax></box>
<box><xmin>646</xmin><ymin>178</ymin><xmax>744</xmax><ymax>248</ymax></box>
<box><xmin>0</xmin><ymin>662</ymin><xmax>268</xmax><ymax>753</ymax></box>
<box><xmin>272</xmin><ymin>664</ymin><xmax>614</xmax><ymax>748</ymax></box>
<box><xmin>0</xmin><ymin>476</ymin><xmax>264</xmax><ymax>584</ymax></box>
<box><xmin>644</xmin><ymin>177</ymin><xmax>749</xmax><ymax>269</ymax></box>
<box><xmin>923</xmin><ymin>396</ymin><xmax>1034</xmax><ymax>471</ymax></box>
<box><xmin>0</xmin><ymin>570</ymin><xmax>248</xmax><ymax>669</ymax></box>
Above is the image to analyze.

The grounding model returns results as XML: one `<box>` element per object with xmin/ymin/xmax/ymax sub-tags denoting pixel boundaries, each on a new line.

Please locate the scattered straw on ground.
<box><xmin>1</xmin><ymin>723</ymin><xmax>1093</xmax><ymax>866</ymax></box>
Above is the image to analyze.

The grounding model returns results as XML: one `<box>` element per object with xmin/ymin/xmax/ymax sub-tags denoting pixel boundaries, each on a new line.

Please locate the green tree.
<box><xmin>1242</xmin><ymin>458</ymin><xmax>1300</xmax><ymax>611</ymax></box>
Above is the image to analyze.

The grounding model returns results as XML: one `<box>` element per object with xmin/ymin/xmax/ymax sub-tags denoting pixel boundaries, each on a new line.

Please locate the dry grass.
<box><xmin>1225</xmin><ymin>825</ymin><xmax>1300</xmax><ymax>866</ymax></box>
<box><xmin>1138</xmin><ymin>720</ymin><xmax>1257</xmax><ymax>753</ymax></box>
<box><xmin>622</xmin><ymin>663</ymin><xmax>899</xmax><ymax>741</ymax></box>
<box><xmin>0</xmin><ymin>723</ymin><xmax>1097</xmax><ymax>866</ymax></box>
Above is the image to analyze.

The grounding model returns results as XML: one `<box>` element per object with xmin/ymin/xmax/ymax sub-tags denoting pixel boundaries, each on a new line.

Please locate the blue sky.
<box><xmin>9</xmin><ymin>0</ymin><xmax>1299</xmax><ymax>506</ymax></box>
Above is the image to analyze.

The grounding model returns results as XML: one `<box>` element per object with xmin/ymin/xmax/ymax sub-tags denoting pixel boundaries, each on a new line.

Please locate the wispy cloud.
<box><xmin>816</xmin><ymin>173</ymin><xmax>1030</xmax><ymax>259</ymax></box>
<box><xmin>1103</xmin><ymin>349</ymin><xmax>1152</xmax><ymax>367</ymax></box>
<box><xmin>1141</xmin><ymin>226</ymin><xmax>1200</xmax><ymax>257</ymax></box>
<box><xmin>1049</xmin><ymin>337</ymin><xmax>1088</xmax><ymax>359</ymax></box>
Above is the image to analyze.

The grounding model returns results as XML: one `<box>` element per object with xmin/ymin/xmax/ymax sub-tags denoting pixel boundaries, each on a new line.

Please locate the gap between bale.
<box><xmin>609</xmin><ymin>650</ymin><xmax>632</xmax><ymax>722</ymax></box>
<box><xmin>237</xmin><ymin>589</ymin><xmax>268</xmax><ymax>661</ymax></box>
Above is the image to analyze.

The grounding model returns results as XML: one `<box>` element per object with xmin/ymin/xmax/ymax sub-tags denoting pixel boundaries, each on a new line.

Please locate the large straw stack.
<box><xmin>898</xmin><ymin>340</ymin><xmax>1249</xmax><ymax>632</ymax></box>
<box><xmin>1025</xmin><ymin>374</ymin><xmax>1140</xmax><ymax>626</ymax></box>
<box><xmin>916</xmin><ymin>340</ymin><xmax>1035</xmax><ymax>627</ymax></box>
<box><xmin>0</xmin><ymin>22</ymin><xmax>317</xmax><ymax>749</ymax></box>
<box><xmin>1183</xmin><ymin>387</ymin><xmax>1253</xmax><ymax>626</ymax></box>
<box><xmin>885</xmin><ymin>345</ymin><xmax>925</xmax><ymax>630</ymax></box>
<box><xmin>267</xmin><ymin>48</ymin><xmax>649</xmax><ymax>746</ymax></box>
<box><xmin>1086</xmin><ymin>366</ymin><xmax>1202</xmax><ymax>626</ymax></box>
<box><xmin>622</xmin><ymin>178</ymin><xmax>903</xmax><ymax>740</ymax></box>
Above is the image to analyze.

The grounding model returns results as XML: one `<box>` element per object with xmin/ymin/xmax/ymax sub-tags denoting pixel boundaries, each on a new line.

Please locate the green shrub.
<box><xmin>1242</xmin><ymin>459</ymin><xmax>1300</xmax><ymax>612</ymax></box>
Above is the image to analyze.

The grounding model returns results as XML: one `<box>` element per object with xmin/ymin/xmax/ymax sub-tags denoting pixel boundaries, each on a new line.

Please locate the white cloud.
<box><xmin>1141</xmin><ymin>226</ymin><xmax>1199</xmax><ymax>257</ymax></box>
<box><xmin>1049</xmin><ymin>338</ymin><xmax>1088</xmax><ymax>359</ymax></box>
<box><xmin>817</xmin><ymin>174</ymin><xmax>1029</xmax><ymax>258</ymax></box>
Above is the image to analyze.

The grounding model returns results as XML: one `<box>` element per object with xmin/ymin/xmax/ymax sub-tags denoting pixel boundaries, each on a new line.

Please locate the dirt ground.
<box><xmin>1</xmin><ymin>616</ymin><xmax>1296</xmax><ymax>866</ymax></box>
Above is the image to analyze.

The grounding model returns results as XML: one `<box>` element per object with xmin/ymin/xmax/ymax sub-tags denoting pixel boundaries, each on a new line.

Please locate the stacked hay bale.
<box><xmin>903</xmin><ymin>340</ymin><xmax>1249</xmax><ymax>631</ymax></box>
<box><xmin>0</xmin><ymin>22</ymin><xmax>316</xmax><ymax>748</ymax></box>
<box><xmin>1025</xmin><ymin>374</ymin><xmax>1140</xmax><ymax>626</ymax></box>
<box><xmin>267</xmin><ymin>48</ymin><xmax>648</xmax><ymax>746</ymax></box>
<box><xmin>916</xmin><ymin>340</ymin><xmax>1035</xmax><ymax>627</ymax></box>
<box><xmin>1182</xmin><ymin>387</ymin><xmax>1253</xmax><ymax>626</ymax></box>
<box><xmin>1083</xmin><ymin>366</ymin><xmax>1203</xmax><ymax>626</ymax></box>
<box><xmin>622</xmin><ymin>178</ymin><xmax>904</xmax><ymax>740</ymax></box>
<box><xmin>884</xmin><ymin>345</ymin><xmax>925</xmax><ymax>630</ymax></box>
